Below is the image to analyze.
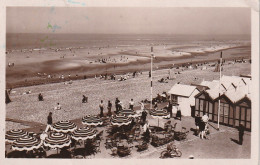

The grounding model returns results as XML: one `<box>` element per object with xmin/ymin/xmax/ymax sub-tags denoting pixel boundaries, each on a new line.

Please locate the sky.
<box><xmin>6</xmin><ymin>7</ymin><xmax>251</xmax><ymax>35</ymax></box>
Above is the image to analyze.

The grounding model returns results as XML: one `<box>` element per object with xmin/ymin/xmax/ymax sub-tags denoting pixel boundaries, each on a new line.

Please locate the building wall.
<box><xmin>195</xmin><ymin>93</ymin><xmax>251</xmax><ymax>131</ymax></box>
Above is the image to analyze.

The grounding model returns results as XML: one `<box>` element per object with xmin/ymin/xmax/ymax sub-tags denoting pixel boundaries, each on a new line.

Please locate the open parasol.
<box><xmin>71</xmin><ymin>127</ymin><xmax>97</xmax><ymax>141</ymax></box>
<box><xmin>44</xmin><ymin>132</ymin><xmax>71</xmax><ymax>149</ymax></box>
<box><xmin>6</xmin><ymin>129</ymin><xmax>28</xmax><ymax>143</ymax></box>
<box><xmin>110</xmin><ymin>115</ymin><xmax>132</xmax><ymax>126</ymax></box>
<box><xmin>119</xmin><ymin>109</ymin><xmax>140</xmax><ymax>118</ymax></box>
<box><xmin>12</xmin><ymin>135</ymin><xmax>42</xmax><ymax>151</ymax></box>
<box><xmin>150</xmin><ymin>109</ymin><xmax>170</xmax><ymax>127</ymax></box>
<box><xmin>51</xmin><ymin>120</ymin><xmax>77</xmax><ymax>133</ymax></box>
<box><xmin>82</xmin><ymin>115</ymin><xmax>103</xmax><ymax>126</ymax></box>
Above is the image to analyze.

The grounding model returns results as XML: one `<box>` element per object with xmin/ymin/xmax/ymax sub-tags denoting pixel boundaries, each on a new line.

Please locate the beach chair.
<box><xmin>134</xmin><ymin>130</ymin><xmax>141</xmax><ymax>140</ymax></box>
<box><xmin>127</xmin><ymin>134</ymin><xmax>134</xmax><ymax>144</ymax></box>
<box><xmin>96</xmin><ymin>130</ymin><xmax>104</xmax><ymax>141</ymax></box>
<box><xmin>105</xmin><ymin>138</ymin><xmax>113</xmax><ymax>149</ymax></box>
<box><xmin>94</xmin><ymin>140</ymin><xmax>101</xmax><ymax>153</ymax></box>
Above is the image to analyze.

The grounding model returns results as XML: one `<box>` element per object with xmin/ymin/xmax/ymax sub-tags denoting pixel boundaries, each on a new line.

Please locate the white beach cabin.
<box><xmin>168</xmin><ymin>84</ymin><xmax>200</xmax><ymax>116</ymax></box>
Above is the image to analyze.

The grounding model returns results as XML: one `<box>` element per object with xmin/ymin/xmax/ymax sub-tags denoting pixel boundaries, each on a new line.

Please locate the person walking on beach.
<box><xmin>45</xmin><ymin>112</ymin><xmax>52</xmax><ymax>132</ymax></box>
<box><xmin>107</xmin><ymin>100</ymin><xmax>112</xmax><ymax>117</ymax></box>
<box><xmin>238</xmin><ymin>123</ymin><xmax>245</xmax><ymax>145</ymax></box>
<box><xmin>99</xmin><ymin>100</ymin><xmax>104</xmax><ymax>117</ymax></box>
<box><xmin>129</xmin><ymin>99</ymin><xmax>134</xmax><ymax>110</ymax></box>
<box><xmin>115</xmin><ymin>98</ymin><xmax>120</xmax><ymax>113</ymax></box>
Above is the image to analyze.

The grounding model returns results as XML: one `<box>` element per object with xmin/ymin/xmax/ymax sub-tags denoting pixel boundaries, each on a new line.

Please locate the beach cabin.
<box><xmin>168</xmin><ymin>84</ymin><xmax>200</xmax><ymax>116</ymax></box>
<box><xmin>194</xmin><ymin>75</ymin><xmax>251</xmax><ymax>131</ymax></box>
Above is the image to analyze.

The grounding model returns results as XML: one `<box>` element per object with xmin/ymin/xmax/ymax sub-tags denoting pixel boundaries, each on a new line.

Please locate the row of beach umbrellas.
<box><xmin>6</xmin><ymin>109</ymin><xmax>169</xmax><ymax>152</ymax></box>
<box><xmin>6</xmin><ymin>127</ymin><xmax>97</xmax><ymax>151</ymax></box>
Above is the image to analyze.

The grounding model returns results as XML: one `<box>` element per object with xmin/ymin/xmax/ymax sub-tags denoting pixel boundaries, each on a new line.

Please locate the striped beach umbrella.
<box><xmin>119</xmin><ymin>109</ymin><xmax>140</xmax><ymax>118</ymax></box>
<box><xmin>44</xmin><ymin>132</ymin><xmax>71</xmax><ymax>149</ymax></box>
<box><xmin>82</xmin><ymin>115</ymin><xmax>103</xmax><ymax>126</ymax></box>
<box><xmin>71</xmin><ymin>127</ymin><xmax>97</xmax><ymax>141</ymax></box>
<box><xmin>110</xmin><ymin>115</ymin><xmax>132</xmax><ymax>126</ymax></box>
<box><xmin>150</xmin><ymin>109</ymin><xmax>170</xmax><ymax>127</ymax></box>
<box><xmin>150</xmin><ymin>109</ymin><xmax>170</xmax><ymax>119</ymax></box>
<box><xmin>12</xmin><ymin>135</ymin><xmax>42</xmax><ymax>151</ymax></box>
<box><xmin>5</xmin><ymin>129</ymin><xmax>28</xmax><ymax>143</ymax></box>
<box><xmin>52</xmin><ymin>120</ymin><xmax>77</xmax><ymax>133</ymax></box>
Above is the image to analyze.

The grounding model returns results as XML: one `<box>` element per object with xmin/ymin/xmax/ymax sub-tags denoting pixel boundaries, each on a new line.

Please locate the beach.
<box><xmin>6</xmin><ymin>62</ymin><xmax>251</xmax><ymax>131</ymax></box>
<box><xmin>6</xmin><ymin>34</ymin><xmax>250</xmax><ymax>88</ymax></box>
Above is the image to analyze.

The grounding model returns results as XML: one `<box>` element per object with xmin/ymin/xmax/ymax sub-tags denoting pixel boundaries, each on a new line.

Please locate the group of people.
<box><xmin>99</xmin><ymin>98</ymin><xmax>136</xmax><ymax>117</ymax></box>
<box><xmin>195</xmin><ymin>114</ymin><xmax>209</xmax><ymax>139</ymax></box>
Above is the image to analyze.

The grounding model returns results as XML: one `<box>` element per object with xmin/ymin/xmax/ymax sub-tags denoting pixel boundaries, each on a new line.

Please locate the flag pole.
<box><xmin>217</xmin><ymin>51</ymin><xmax>222</xmax><ymax>130</ymax></box>
<box><xmin>150</xmin><ymin>46</ymin><xmax>153</xmax><ymax>110</ymax></box>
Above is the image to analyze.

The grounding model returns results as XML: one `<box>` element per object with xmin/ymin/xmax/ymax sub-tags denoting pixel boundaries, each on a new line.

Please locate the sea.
<box><xmin>6</xmin><ymin>33</ymin><xmax>251</xmax><ymax>50</ymax></box>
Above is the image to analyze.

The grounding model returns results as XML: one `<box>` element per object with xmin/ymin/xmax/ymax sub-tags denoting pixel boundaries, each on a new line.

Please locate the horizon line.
<box><xmin>6</xmin><ymin>32</ymin><xmax>251</xmax><ymax>36</ymax></box>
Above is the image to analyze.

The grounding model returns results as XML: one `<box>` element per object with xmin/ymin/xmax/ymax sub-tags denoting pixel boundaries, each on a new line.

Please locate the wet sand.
<box><xmin>6</xmin><ymin>44</ymin><xmax>250</xmax><ymax>88</ymax></box>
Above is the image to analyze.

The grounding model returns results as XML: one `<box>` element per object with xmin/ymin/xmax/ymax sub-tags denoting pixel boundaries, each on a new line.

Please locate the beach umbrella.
<box><xmin>82</xmin><ymin>115</ymin><xmax>103</xmax><ymax>126</ymax></box>
<box><xmin>12</xmin><ymin>135</ymin><xmax>42</xmax><ymax>151</ymax></box>
<box><xmin>119</xmin><ymin>109</ymin><xmax>140</xmax><ymax>118</ymax></box>
<box><xmin>51</xmin><ymin>120</ymin><xmax>77</xmax><ymax>133</ymax></box>
<box><xmin>71</xmin><ymin>127</ymin><xmax>97</xmax><ymax>141</ymax></box>
<box><xmin>44</xmin><ymin>132</ymin><xmax>71</xmax><ymax>149</ymax></box>
<box><xmin>110</xmin><ymin>115</ymin><xmax>132</xmax><ymax>126</ymax></box>
<box><xmin>150</xmin><ymin>109</ymin><xmax>170</xmax><ymax>127</ymax></box>
<box><xmin>5</xmin><ymin>129</ymin><xmax>28</xmax><ymax>143</ymax></box>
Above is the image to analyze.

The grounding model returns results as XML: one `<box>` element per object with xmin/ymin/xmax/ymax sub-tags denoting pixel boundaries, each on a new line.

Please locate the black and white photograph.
<box><xmin>1</xmin><ymin>0</ymin><xmax>259</xmax><ymax>164</ymax></box>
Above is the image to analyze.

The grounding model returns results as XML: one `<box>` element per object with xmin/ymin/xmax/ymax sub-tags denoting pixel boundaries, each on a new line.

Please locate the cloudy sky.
<box><xmin>6</xmin><ymin>7</ymin><xmax>250</xmax><ymax>35</ymax></box>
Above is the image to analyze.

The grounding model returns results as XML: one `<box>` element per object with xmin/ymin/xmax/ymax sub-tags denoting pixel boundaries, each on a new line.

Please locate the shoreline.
<box><xmin>6</xmin><ymin>45</ymin><xmax>250</xmax><ymax>89</ymax></box>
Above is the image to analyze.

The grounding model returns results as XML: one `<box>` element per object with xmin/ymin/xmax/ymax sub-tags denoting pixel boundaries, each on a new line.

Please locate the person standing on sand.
<box><xmin>141</xmin><ymin>109</ymin><xmax>147</xmax><ymax>125</ymax></box>
<box><xmin>115</xmin><ymin>98</ymin><xmax>120</xmax><ymax>113</ymax></box>
<box><xmin>129</xmin><ymin>99</ymin><xmax>134</xmax><ymax>110</ymax></box>
<box><xmin>45</xmin><ymin>112</ymin><xmax>52</xmax><ymax>132</ymax></box>
<box><xmin>107</xmin><ymin>100</ymin><xmax>112</xmax><ymax>117</ymax></box>
<box><xmin>176</xmin><ymin>104</ymin><xmax>182</xmax><ymax>121</ymax></box>
<box><xmin>195</xmin><ymin>114</ymin><xmax>201</xmax><ymax>135</ymax></box>
<box><xmin>198</xmin><ymin>120</ymin><xmax>205</xmax><ymax>139</ymax></box>
<box><xmin>238</xmin><ymin>123</ymin><xmax>245</xmax><ymax>145</ymax></box>
<box><xmin>139</xmin><ymin>101</ymin><xmax>145</xmax><ymax>111</ymax></box>
<box><xmin>167</xmin><ymin>101</ymin><xmax>173</xmax><ymax>118</ymax></box>
<box><xmin>38</xmin><ymin>93</ymin><xmax>43</xmax><ymax>101</ymax></box>
<box><xmin>82</xmin><ymin>95</ymin><xmax>88</xmax><ymax>103</ymax></box>
<box><xmin>99</xmin><ymin>100</ymin><xmax>104</xmax><ymax>117</ymax></box>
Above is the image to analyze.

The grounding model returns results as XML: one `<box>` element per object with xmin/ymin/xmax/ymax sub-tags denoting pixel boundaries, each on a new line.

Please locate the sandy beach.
<box><xmin>6</xmin><ymin>33</ymin><xmax>250</xmax><ymax>88</ymax></box>
<box><xmin>6</xmin><ymin>62</ymin><xmax>250</xmax><ymax>131</ymax></box>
